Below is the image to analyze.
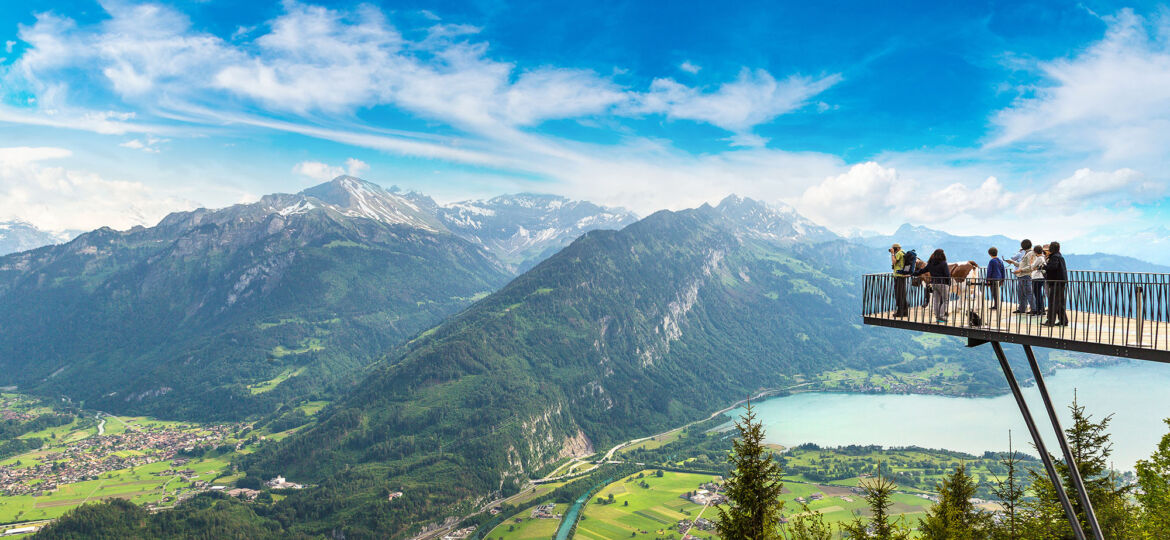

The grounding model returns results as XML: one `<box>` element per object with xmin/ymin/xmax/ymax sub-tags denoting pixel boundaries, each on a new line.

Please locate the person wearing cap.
<box><xmin>890</xmin><ymin>243</ymin><xmax>908</xmax><ymax>317</ymax></box>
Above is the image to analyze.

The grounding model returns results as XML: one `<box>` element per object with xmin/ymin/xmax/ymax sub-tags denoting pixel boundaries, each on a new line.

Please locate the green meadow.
<box><xmin>485</xmin><ymin>503</ymin><xmax>565</xmax><ymax>539</ymax></box>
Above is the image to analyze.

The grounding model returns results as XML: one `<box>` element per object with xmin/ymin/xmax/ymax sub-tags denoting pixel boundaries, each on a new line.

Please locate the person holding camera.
<box><xmin>890</xmin><ymin>243</ymin><xmax>909</xmax><ymax>317</ymax></box>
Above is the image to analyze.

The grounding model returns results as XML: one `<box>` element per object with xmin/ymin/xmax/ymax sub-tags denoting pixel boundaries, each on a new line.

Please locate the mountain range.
<box><xmin>235</xmin><ymin>196</ymin><xmax>971</xmax><ymax>537</ymax></box>
<box><xmin>0</xmin><ymin>177</ymin><xmax>631</xmax><ymax>420</ymax></box>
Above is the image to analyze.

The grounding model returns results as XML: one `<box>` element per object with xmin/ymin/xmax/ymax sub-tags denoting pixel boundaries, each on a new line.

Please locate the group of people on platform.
<box><xmin>888</xmin><ymin>239</ymin><xmax>1068</xmax><ymax>327</ymax></box>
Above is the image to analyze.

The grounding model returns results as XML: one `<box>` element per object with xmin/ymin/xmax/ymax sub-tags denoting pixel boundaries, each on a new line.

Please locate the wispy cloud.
<box><xmin>630</xmin><ymin>69</ymin><xmax>842</xmax><ymax>146</ymax></box>
<box><xmin>293</xmin><ymin>157</ymin><xmax>369</xmax><ymax>182</ymax></box>
<box><xmin>0</xmin><ymin>146</ymin><xmax>195</xmax><ymax>231</ymax></box>
<box><xmin>3</xmin><ymin>1</ymin><xmax>833</xmax><ymax>142</ymax></box>
<box><xmin>990</xmin><ymin>9</ymin><xmax>1170</xmax><ymax>164</ymax></box>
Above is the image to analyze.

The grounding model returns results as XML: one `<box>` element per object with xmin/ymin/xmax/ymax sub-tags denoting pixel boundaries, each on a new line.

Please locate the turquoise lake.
<box><xmin>731</xmin><ymin>361</ymin><xmax>1170</xmax><ymax>471</ymax></box>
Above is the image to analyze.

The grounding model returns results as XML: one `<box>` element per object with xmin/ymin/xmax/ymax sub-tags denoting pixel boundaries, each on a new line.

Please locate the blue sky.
<box><xmin>1</xmin><ymin>1</ymin><xmax>1169</xmax><ymax>260</ymax></box>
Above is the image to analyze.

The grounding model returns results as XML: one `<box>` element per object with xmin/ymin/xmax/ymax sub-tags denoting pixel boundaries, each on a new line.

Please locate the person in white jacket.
<box><xmin>1005</xmin><ymin>239</ymin><xmax>1034</xmax><ymax>314</ymax></box>
<box><xmin>1026</xmin><ymin>245</ymin><xmax>1047</xmax><ymax>316</ymax></box>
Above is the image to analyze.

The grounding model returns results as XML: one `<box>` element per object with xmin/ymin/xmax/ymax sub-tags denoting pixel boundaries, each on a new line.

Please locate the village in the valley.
<box><xmin>0</xmin><ymin>419</ymin><xmax>249</xmax><ymax>498</ymax></box>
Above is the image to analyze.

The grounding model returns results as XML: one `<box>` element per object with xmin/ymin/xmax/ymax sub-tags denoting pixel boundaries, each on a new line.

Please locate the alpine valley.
<box><xmin>2</xmin><ymin>177</ymin><xmax>1120</xmax><ymax>538</ymax></box>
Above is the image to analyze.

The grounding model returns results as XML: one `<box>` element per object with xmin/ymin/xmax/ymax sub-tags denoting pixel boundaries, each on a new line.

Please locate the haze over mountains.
<box><xmin>0</xmin><ymin>220</ymin><xmax>76</xmax><ymax>256</ymax></box>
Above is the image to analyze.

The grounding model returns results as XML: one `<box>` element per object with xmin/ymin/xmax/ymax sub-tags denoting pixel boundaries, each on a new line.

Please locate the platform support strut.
<box><xmin>990</xmin><ymin>341</ymin><xmax>1093</xmax><ymax>540</ymax></box>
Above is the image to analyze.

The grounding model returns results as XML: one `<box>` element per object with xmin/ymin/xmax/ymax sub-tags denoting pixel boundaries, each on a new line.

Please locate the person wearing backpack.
<box><xmin>986</xmin><ymin>247</ymin><xmax>1005</xmax><ymax>310</ymax></box>
<box><xmin>890</xmin><ymin>243</ymin><xmax>911</xmax><ymax>317</ymax></box>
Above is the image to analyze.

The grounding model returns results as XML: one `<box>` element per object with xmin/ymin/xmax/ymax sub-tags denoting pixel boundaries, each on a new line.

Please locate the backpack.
<box><xmin>898</xmin><ymin>250</ymin><xmax>917</xmax><ymax>275</ymax></box>
<box><xmin>968</xmin><ymin>310</ymin><xmax>983</xmax><ymax>327</ymax></box>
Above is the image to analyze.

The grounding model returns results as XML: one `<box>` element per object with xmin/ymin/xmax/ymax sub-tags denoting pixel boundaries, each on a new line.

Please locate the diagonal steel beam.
<box><xmin>1023</xmin><ymin>345</ymin><xmax>1104</xmax><ymax>540</ymax></box>
<box><xmin>990</xmin><ymin>341</ymin><xmax>1087</xmax><ymax>540</ymax></box>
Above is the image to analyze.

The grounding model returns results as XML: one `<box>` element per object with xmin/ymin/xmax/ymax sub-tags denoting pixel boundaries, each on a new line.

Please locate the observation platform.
<box><xmin>862</xmin><ymin>271</ymin><xmax>1170</xmax><ymax>363</ymax></box>
<box><xmin>861</xmin><ymin>269</ymin><xmax>1170</xmax><ymax>540</ymax></box>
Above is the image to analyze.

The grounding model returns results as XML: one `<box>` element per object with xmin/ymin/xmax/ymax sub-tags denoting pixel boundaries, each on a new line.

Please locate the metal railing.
<box><xmin>861</xmin><ymin>271</ymin><xmax>1170</xmax><ymax>355</ymax></box>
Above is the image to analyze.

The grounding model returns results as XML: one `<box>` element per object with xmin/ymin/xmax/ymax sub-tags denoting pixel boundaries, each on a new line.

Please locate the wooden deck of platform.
<box><xmin>862</xmin><ymin>273</ymin><xmax>1170</xmax><ymax>363</ymax></box>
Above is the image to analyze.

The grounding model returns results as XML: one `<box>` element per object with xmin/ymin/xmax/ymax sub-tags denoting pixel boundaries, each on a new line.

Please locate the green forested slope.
<box><xmin>238</xmin><ymin>201</ymin><xmax>911</xmax><ymax>537</ymax></box>
<box><xmin>0</xmin><ymin>182</ymin><xmax>509</xmax><ymax>421</ymax></box>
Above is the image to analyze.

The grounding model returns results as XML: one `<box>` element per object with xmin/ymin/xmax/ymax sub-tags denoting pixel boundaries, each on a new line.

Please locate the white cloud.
<box><xmin>1050</xmin><ymin>167</ymin><xmax>1159</xmax><ymax>203</ymax></box>
<box><xmin>118</xmin><ymin>135</ymin><xmax>168</xmax><ymax>153</ymax></box>
<box><xmin>679</xmin><ymin>61</ymin><xmax>700</xmax><ymax>74</ymax></box>
<box><xmin>344</xmin><ymin>158</ymin><xmax>369</xmax><ymax>177</ymax></box>
<box><xmin>991</xmin><ymin>9</ymin><xmax>1170</xmax><ymax>163</ymax></box>
<box><xmin>292</xmin><ymin>161</ymin><xmax>344</xmax><ymax>181</ymax></box>
<box><xmin>293</xmin><ymin>157</ymin><xmax>370</xmax><ymax>182</ymax></box>
<box><xmin>794</xmin><ymin>161</ymin><xmax>1155</xmax><ymax>245</ymax></box>
<box><xmin>0</xmin><ymin>147</ymin><xmax>195</xmax><ymax>231</ymax></box>
<box><xmin>0</xmin><ymin>146</ymin><xmax>72</xmax><ymax>165</ymax></box>
<box><xmin>5</xmin><ymin>2</ymin><xmax>831</xmax><ymax>142</ymax></box>
<box><xmin>631</xmin><ymin>69</ymin><xmax>842</xmax><ymax>146</ymax></box>
<box><xmin>4</xmin><ymin>40</ymin><xmax>13</xmax><ymax>53</ymax></box>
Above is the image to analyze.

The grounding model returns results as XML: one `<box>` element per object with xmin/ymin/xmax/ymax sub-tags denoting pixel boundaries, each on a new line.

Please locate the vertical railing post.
<box><xmin>1136</xmin><ymin>285</ymin><xmax>1145</xmax><ymax>348</ymax></box>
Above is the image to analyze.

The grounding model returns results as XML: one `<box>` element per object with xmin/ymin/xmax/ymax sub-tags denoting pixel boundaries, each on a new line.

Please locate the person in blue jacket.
<box><xmin>986</xmin><ymin>247</ymin><xmax>1005</xmax><ymax>310</ymax></box>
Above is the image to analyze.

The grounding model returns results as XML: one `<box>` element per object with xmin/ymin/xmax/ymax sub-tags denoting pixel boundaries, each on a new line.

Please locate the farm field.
<box><xmin>487</xmin><ymin>468</ymin><xmax>940</xmax><ymax>540</ymax></box>
<box><xmin>485</xmin><ymin>503</ymin><xmax>564</xmax><ymax>539</ymax></box>
<box><xmin>576</xmin><ymin>470</ymin><xmax>721</xmax><ymax>540</ymax></box>
<box><xmin>0</xmin><ymin>454</ymin><xmax>233</xmax><ymax>523</ymax></box>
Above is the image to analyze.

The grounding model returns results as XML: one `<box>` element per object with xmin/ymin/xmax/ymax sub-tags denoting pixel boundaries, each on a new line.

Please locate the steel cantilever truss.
<box><xmin>985</xmin><ymin>341</ymin><xmax>1104</xmax><ymax>540</ymax></box>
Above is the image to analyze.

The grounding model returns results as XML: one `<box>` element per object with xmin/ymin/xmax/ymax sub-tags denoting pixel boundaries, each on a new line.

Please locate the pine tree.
<box><xmin>839</xmin><ymin>463</ymin><xmax>912</xmax><ymax>540</ymax></box>
<box><xmin>716</xmin><ymin>402</ymin><xmax>785</xmax><ymax>540</ymax></box>
<box><xmin>1135</xmin><ymin>418</ymin><xmax>1170</xmax><ymax>538</ymax></box>
<box><xmin>784</xmin><ymin>502</ymin><xmax>832</xmax><ymax>540</ymax></box>
<box><xmin>1024</xmin><ymin>393</ymin><xmax>1137</xmax><ymax>539</ymax></box>
<box><xmin>990</xmin><ymin>432</ymin><xmax>1025</xmax><ymax>540</ymax></box>
<box><xmin>919</xmin><ymin>463</ymin><xmax>991</xmax><ymax>539</ymax></box>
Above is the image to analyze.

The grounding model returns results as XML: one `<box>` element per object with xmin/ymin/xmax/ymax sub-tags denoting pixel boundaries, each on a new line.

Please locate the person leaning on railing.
<box><xmin>1043</xmin><ymin>242</ymin><xmax>1069</xmax><ymax>327</ymax></box>
<box><xmin>915</xmin><ymin>249</ymin><xmax>951</xmax><ymax>324</ymax></box>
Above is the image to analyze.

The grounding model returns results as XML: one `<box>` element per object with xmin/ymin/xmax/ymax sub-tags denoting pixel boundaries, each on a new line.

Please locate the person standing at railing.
<box><xmin>1043</xmin><ymin>242</ymin><xmax>1068</xmax><ymax>327</ymax></box>
<box><xmin>986</xmin><ymin>247</ymin><xmax>1005</xmax><ymax>310</ymax></box>
<box><xmin>1027</xmin><ymin>244</ymin><xmax>1047</xmax><ymax>317</ymax></box>
<box><xmin>1006</xmin><ymin>239</ymin><xmax>1034</xmax><ymax>314</ymax></box>
<box><xmin>890</xmin><ymin>243</ymin><xmax>909</xmax><ymax>317</ymax></box>
<box><xmin>915</xmin><ymin>249</ymin><xmax>951</xmax><ymax>323</ymax></box>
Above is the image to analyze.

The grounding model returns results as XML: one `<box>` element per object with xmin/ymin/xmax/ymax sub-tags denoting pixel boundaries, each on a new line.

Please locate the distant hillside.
<box><xmin>855</xmin><ymin>223</ymin><xmax>1170</xmax><ymax>273</ymax></box>
<box><xmin>0</xmin><ymin>177</ymin><xmax>510</xmax><ymax>420</ymax></box>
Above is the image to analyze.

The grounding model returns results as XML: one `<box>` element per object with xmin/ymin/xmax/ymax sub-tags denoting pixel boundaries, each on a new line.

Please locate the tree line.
<box><xmin>717</xmin><ymin>400</ymin><xmax>1170</xmax><ymax>539</ymax></box>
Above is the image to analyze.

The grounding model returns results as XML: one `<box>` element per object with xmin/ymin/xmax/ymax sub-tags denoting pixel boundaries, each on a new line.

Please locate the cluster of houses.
<box><xmin>683</xmin><ymin>483</ymin><xmax>727</xmax><ymax>506</ymax></box>
<box><xmin>440</xmin><ymin>525</ymin><xmax>477</xmax><ymax>540</ymax></box>
<box><xmin>793</xmin><ymin>492</ymin><xmax>824</xmax><ymax>504</ymax></box>
<box><xmin>0</xmin><ymin>421</ymin><xmax>243</xmax><ymax>497</ymax></box>
<box><xmin>676</xmin><ymin>517</ymin><xmax>715</xmax><ymax>534</ymax></box>
<box><xmin>265</xmin><ymin>475</ymin><xmax>304</xmax><ymax>489</ymax></box>
<box><xmin>531</xmin><ymin>503</ymin><xmax>559</xmax><ymax>519</ymax></box>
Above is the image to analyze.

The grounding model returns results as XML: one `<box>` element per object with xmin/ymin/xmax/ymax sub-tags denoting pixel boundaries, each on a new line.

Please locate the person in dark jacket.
<box><xmin>986</xmin><ymin>247</ymin><xmax>1005</xmax><ymax>310</ymax></box>
<box><xmin>1043</xmin><ymin>241</ymin><xmax>1069</xmax><ymax>327</ymax></box>
<box><xmin>914</xmin><ymin>249</ymin><xmax>951</xmax><ymax>323</ymax></box>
